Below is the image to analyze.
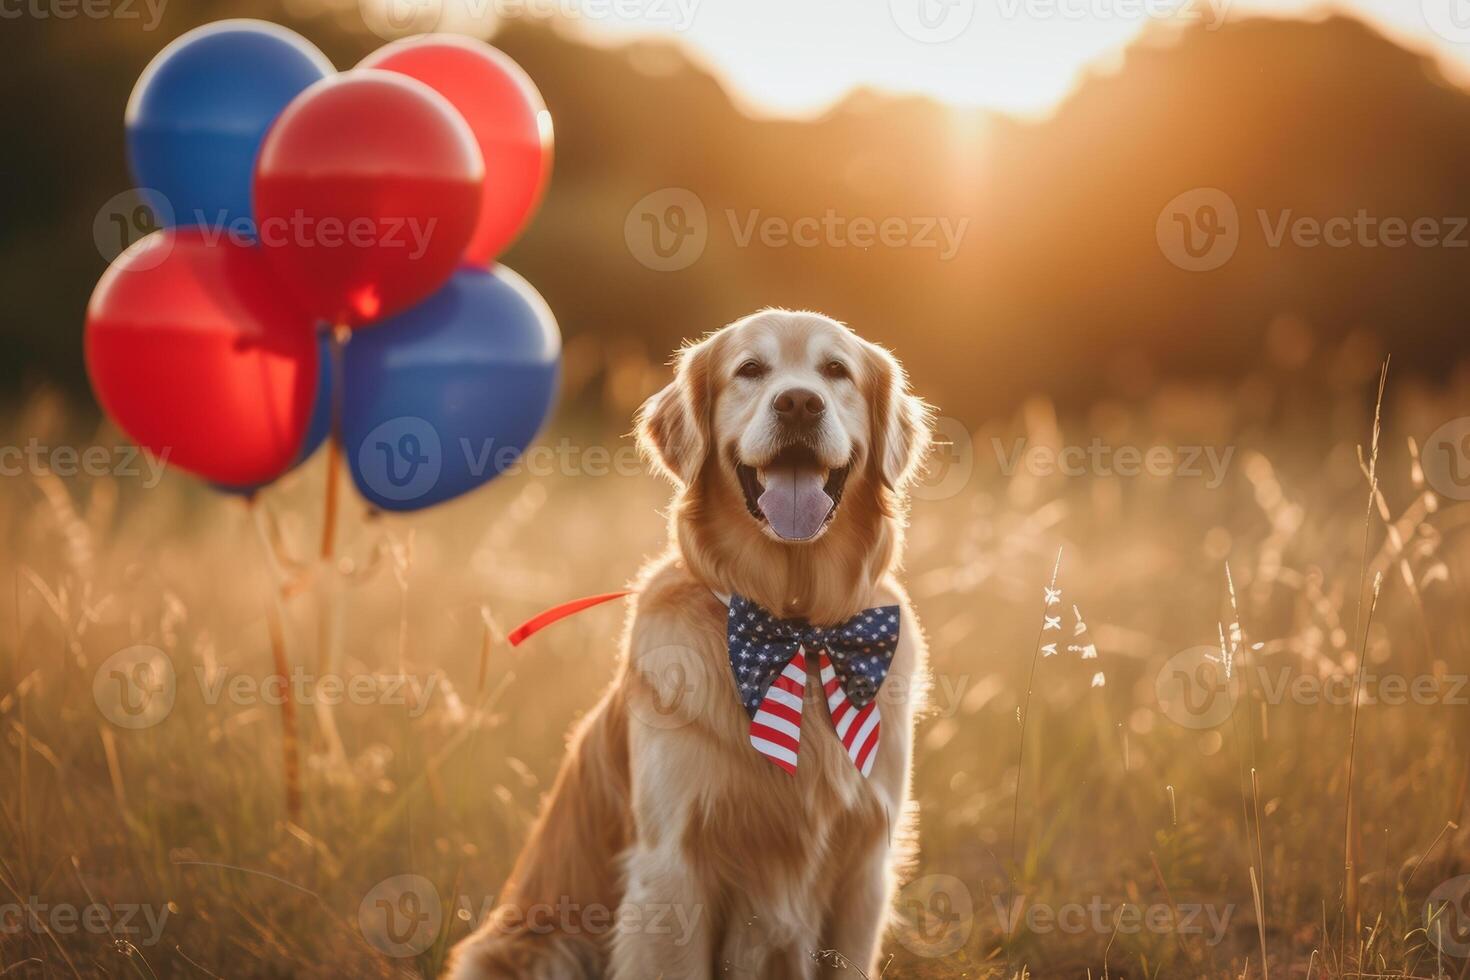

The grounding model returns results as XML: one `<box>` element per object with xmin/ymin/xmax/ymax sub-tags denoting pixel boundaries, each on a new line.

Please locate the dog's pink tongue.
<box><xmin>758</xmin><ymin>465</ymin><xmax>833</xmax><ymax>541</ymax></box>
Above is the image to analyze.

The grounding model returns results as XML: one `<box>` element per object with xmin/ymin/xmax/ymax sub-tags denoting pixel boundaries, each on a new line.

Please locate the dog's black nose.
<box><xmin>773</xmin><ymin>388</ymin><xmax>825</xmax><ymax>425</ymax></box>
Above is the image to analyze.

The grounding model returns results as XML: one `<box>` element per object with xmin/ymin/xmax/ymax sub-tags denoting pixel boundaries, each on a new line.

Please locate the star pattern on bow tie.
<box><xmin>725</xmin><ymin>594</ymin><xmax>900</xmax><ymax>776</ymax></box>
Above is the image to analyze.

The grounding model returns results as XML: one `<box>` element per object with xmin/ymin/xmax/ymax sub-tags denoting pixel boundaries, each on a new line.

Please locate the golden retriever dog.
<box><xmin>446</xmin><ymin>309</ymin><xmax>932</xmax><ymax>979</ymax></box>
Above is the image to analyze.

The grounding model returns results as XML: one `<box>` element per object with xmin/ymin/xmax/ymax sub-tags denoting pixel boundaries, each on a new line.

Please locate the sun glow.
<box><xmin>351</xmin><ymin>0</ymin><xmax>1470</xmax><ymax>119</ymax></box>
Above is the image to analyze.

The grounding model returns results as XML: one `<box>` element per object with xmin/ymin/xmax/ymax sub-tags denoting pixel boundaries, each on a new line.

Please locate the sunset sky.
<box><xmin>387</xmin><ymin>0</ymin><xmax>1470</xmax><ymax>117</ymax></box>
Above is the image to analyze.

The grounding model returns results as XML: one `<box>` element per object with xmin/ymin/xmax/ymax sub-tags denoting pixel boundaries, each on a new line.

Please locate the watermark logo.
<box><xmin>895</xmin><ymin>874</ymin><xmax>973</xmax><ymax>957</ymax></box>
<box><xmin>356</xmin><ymin>417</ymin><xmax>443</xmax><ymax>502</ymax></box>
<box><xmin>96</xmin><ymin>191</ymin><xmax>440</xmax><ymax>262</ymax></box>
<box><xmin>361</xmin><ymin>0</ymin><xmax>702</xmax><ymax>36</ymax></box>
<box><xmin>1</xmin><ymin>0</ymin><xmax>167</xmax><ymax>29</ymax></box>
<box><xmin>626</xmin><ymin>644</ymin><xmax>714</xmax><ymax>731</ymax></box>
<box><xmin>0</xmin><ymin>440</ymin><xmax>169</xmax><ymax>487</ymax></box>
<box><xmin>1157</xmin><ymin>188</ymin><xmax>1239</xmax><ymax>272</ymax></box>
<box><xmin>1423</xmin><ymin>417</ymin><xmax>1470</xmax><ymax>502</ymax></box>
<box><xmin>993</xmin><ymin>896</ymin><xmax>1234</xmax><ymax>944</ymax></box>
<box><xmin>360</xmin><ymin>0</ymin><xmax>442</xmax><ymax>38</ymax></box>
<box><xmin>247</xmin><ymin>212</ymin><xmax>439</xmax><ymax>259</ymax></box>
<box><xmin>0</xmin><ymin>899</ymin><xmax>171</xmax><ymax>946</ymax></box>
<box><xmin>727</xmin><ymin>209</ymin><xmax>968</xmax><ymax>260</ymax></box>
<box><xmin>444</xmin><ymin>894</ymin><xmax>705</xmax><ymax>948</ymax></box>
<box><xmin>1255</xmin><ymin>210</ymin><xmax>1468</xmax><ymax>250</ymax></box>
<box><xmin>94</xmin><ymin>655</ymin><xmax>445</xmax><ymax>728</ymax></box>
<box><xmin>1423</xmin><ymin>0</ymin><xmax>1470</xmax><ymax>44</ymax></box>
<box><xmin>94</xmin><ymin>189</ymin><xmax>173</xmax><ymax>268</ymax></box>
<box><xmin>1160</xmin><ymin>188</ymin><xmax>1469</xmax><ymax>271</ymax></box>
<box><xmin>991</xmin><ymin>438</ymin><xmax>1234</xmax><ymax>488</ymax></box>
<box><xmin>1155</xmin><ymin>645</ymin><xmax>1241</xmax><ymax>730</ymax></box>
<box><xmin>910</xmin><ymin>416</ymin><xmax>975</xmax><ymax>502</ymax></box>
<box><xmin>993</xmin><ymin>0</ymin><xmax>1227</xmax><ymax>27</ymax></box>
<box><xmin>889</xmin><ymin>0</ymin><xmax>975</xmax><ymax>42</ymax></box>
<box><xmin>1157</xmin><ymin>648</ymin><xmax>1468</xmax><ymax>731</ymax></box>
<box><xmin>1426</xmin><ymin>874</ymin><xmax>1470</xmax><ymax>957</ymax></box>
<box><xmin>627</xmin><ymin>649</ymin><xmax>970</xmax><ymax>732</ymax></box>
<box><xmin>625</xmin><ymin>189</ymin><xmax>970</xmax><ymax>271</ymax></box>
<box><xmin>900</xmin><ymin>422</ymin><xmax>1233</xmax><ymax>501</ymax></box>
<box><xmin>472</xmin><ymin>0</ymin><xmax>701</xmax><ymax>29</ymax></box>
<box><xmin>625</xmin><ymin>188</ymin><xmax>708</xmax><ymax>272</ymax></box>
<box><xmin>93</xmin><ymin>645</ymin><xmax>176</xmax><ymax>730</ymax></box>
<box><xmin>360</xmin><ymin>875</ymin><xmax>442</xmax><ymax>957</ymax></box>
<box><xmin>193</xmin><ymin>666</ymin><xmax>442</xmax><ymax>717</ymax></box>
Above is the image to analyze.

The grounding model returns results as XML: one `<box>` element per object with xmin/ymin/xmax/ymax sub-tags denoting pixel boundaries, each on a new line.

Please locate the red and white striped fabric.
<box><xmin>745</xmin><ymin>647</ymin><xmax>883</xmax><ymax>777</ymax></box>
<box><xmin>747</xmin><ymin>649</ymin><xmax>807</xmax><ymax>775</ymax></box>
<box><xmin>820</xmin><ymin>651</ymin><xmax>881</xmax><ymax>777</ymax></box>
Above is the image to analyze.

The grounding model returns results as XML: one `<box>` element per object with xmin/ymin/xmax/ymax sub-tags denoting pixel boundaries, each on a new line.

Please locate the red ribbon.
<box><xmin>507</xmin><ymin>591</ymin><xmax>633</xmax><ymax>647</ymax></box>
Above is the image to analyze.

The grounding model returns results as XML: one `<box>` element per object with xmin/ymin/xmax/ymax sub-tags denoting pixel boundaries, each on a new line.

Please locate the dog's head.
<box><xmin>637</xmin><ymin>310</ymin><xmax>930</xmax><ymax>612</ymax></box>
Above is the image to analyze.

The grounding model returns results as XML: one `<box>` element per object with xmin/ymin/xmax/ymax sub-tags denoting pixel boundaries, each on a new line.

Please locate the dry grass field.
<box><xmin>3</xmin><ymin>340</ymin><xmax>1470</xmax><ymax>978</ymax></box>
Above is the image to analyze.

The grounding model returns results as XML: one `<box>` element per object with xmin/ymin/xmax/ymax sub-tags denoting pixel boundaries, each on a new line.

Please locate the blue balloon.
<box><xmin>343</xmin><ymin>266</ymin><xmax>561</xmax><ymax>512</ymax></box>
<box><xmin>214</xmin><ymin>330</ymin><xmax>335</xmax><ymax>496</ymax></box>
<box><xmin>126</xmin><ymin>20</ymin><xmax>332</xmax><ymax>237</ymax></box>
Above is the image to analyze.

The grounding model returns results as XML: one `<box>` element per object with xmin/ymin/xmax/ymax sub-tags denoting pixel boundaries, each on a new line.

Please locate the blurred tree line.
<box><xmin>4</xmin><ymin>2</ymin><xmax>1469</xmax><ymax>422</ymax></box>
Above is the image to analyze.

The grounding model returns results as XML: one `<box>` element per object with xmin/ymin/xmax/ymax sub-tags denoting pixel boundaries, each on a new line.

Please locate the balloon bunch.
<box><xmin>86</xmin><ymin>21</ymin><xmax>559</xmax><ymax>511</ymax></box>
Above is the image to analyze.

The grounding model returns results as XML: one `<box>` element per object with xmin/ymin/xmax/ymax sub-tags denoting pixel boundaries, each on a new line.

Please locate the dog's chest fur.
<box><xmin>628</xmin><ymin>562</ymin><xmax>912</xmax><ymax>919</ymax></box>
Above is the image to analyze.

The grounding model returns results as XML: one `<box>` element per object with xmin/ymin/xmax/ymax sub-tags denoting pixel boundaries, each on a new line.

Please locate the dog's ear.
<box><xmin>636</xmin><ymin>336</ymin><xmax>715</xmax><ymax>487</ymax></box>
<box><xmin>864</xmin><ymin>340</ymin><xmax>932</xmax><ymax>492</ymax></box>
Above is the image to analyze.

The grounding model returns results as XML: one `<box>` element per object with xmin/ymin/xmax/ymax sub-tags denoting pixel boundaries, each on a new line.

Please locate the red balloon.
<box><xmin>360</xmin><ymin>36</ymin><xmax>551</xmax><ymax>266</ymax></box>
<box><xmin>253</xmin><ymin>71</ymin><xmax>484</xmax><ymax>327</ymax></box>
<box><xmin>85</xmin><ymin>228</ymin><xmax>320</xmax><ymax>486</ymax></box>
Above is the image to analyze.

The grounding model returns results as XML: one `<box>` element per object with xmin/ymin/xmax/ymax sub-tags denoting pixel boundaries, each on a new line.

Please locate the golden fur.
<box><xmin>446</xmin><ymin>310</ymin><xmax>933</xmax><ymax>979</ymax></box>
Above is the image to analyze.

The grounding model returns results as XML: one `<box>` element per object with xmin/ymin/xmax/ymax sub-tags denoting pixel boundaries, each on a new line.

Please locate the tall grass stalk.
<box><xmin>1343</xmin><ymin>358</ymin><xmax>1389</xmax><ymax>947</ymax></box>
<box><xmin>1005</xmin><ymin>545</ymin><xmax>1063</xmax><ymax>971</ymax></box>
<box><xmin>1342</xmin><ymin>572</ymin><xmax>1383</xmax><ymax>948</ymax></box>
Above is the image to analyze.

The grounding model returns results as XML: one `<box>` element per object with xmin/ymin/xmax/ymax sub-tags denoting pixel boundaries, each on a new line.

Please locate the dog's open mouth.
<box><xmin>736</xmin><ymin>445</ymin><xmax>850</xmax><ymax>542</ymax></box>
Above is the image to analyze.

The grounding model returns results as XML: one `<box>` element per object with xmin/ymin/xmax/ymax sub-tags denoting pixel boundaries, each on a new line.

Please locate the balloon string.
<box><xmin>314</xmin><ymin>323</ymin><xmax>353</xmax><ymax>778</ymax></box>
<box><xmin>320</xmin><ymin>440</ymin><xmax>340</xmax><ymax>561</ymax></box>
<box><xmin>246</xmin><ymin>495</ymin><xmax>303</xmax><ymax>825</ymax></box>
<box><xmin>319</xmin><ymin>323</ymin><xmax>350</xmax><ymax>561</ymax></box>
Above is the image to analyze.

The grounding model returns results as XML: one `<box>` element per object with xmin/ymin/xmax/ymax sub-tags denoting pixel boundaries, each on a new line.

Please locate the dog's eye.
<box><xmin>822</xmin><ymin>360</ymin><xmax>851</xmax><ymax>380</ymax></box>
<box><xmin>736</xmin><ymin>360</ymin><xmax>766</xmax><ymax>379</ymax></box>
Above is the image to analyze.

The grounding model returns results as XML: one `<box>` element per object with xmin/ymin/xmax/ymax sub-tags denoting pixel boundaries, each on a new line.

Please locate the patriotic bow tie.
<box><xmin>726</xmin><ymin>594</ymin><xmax>900</xmax><ymax>778</ymax></box>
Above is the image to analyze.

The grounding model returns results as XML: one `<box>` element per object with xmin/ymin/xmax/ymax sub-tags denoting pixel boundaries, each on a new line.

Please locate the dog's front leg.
<box><xmin>718</xmin><ymin>893</ymin><xmax>819</xmax><ymax>980</ymax></box>
<box><xmin>609</xmin><ymin>669</ymin><xmax>715</xmax><ymax>980</ymax></box>
<box><xmin>609</xmin><ymin>832</ymin><xmax>712</xmax><ymax>980</ymax></box>
<box><xmin>819</xmin><ymin>840</ymin><xmax>893</xmax><ymax>977</ymax></box>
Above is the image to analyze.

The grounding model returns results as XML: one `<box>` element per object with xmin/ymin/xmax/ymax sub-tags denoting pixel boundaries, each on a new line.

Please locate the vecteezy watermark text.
<box><xmin>0</xmin><ymin>0</ymin><xmax>166</xmax><ymax>29</ymax></box>
<box><xmin>891</xmin><ymin>876</ymin><xmax>1234</xmax><ymax>959</ymax></box>
<box><xmin>93</xmin><ymin>646</ymin><xmax>444</xmax><ymax>730</ymax></box>
<box><xmin>476</xmin><ymin>0</ymin><xmax>699</xmax><ymax>28</ymax></box>
<box><xmin>993</xmin><ymin>895</ymin><xmax>1234</xmax><ymax>945</ymax></box>
<box><xmin>725</xmin><ymin>210</ymin><xmax>968</xmax><ymax>260</ymax></box>
<box><xmin>1156</xmin><ymin>645</ymin><xmax>1470</xmax><ymax>730</ymax></box>
<box><xmin>1</xmin><ymin>898</ymin><xmax>171</xmax><ymax>946</ymax></box>
<box><xmin>991</xmin><ymin>438</ymin><xmax>1234</xmax><ymax>488</ymax></box>
<box><xmin>355</xmin><ymin>423</ymin><xmax>651</xmax><ymax>502</ymax></box>
<box><xmin>1158</xmin><ymin>188</ymin><xmax>1469</xmax><ymax>272</ymax></box>
<box><xmin>624</xmin><ymin>189</ymin><xmax>970</xmax><ymax>272</ymax></box>
<box><xmin>359</xmin><ymin>0</ymin><xmax>700</xmax><ymax>40</ymax></box>
<box><xmin>1</xmin><ymin>440</ymin><xmax>169</xmax><ymax>487</ymax></box>
<box><xmin>94</xmin><ymin>190</ymin><xmax>441</xmax><ymax>266</ymax></box>
<box><xmin>359</xmin><ymin>874</ymin><xmax>706</xmax><ymax>957</ymax></box>
<box><xmin>626</xmin><ymin>642</ymin><xmax>971</xmax><ymax>734</ymax></box>
<box><xmin>995</xmin><ymin>0</ymin><xmax>1227</xmax><ymax>28</ymax></box>
<box><xmin>198</xmin><ymin>210</ymin><xmax>439</xmax><ymax>260</ymax></box>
